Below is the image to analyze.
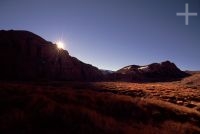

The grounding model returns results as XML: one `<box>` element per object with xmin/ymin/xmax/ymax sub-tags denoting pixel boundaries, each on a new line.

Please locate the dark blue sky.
<box><xmin>0</xmin><ymin>0</ymin><xmax>200</xmax><ymax>71</ymax></box>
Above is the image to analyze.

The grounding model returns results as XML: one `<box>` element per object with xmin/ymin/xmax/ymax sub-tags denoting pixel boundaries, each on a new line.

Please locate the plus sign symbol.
<box><xmin>176</xmin><ymin>3</ymin><xmax>198</xmax><ymax>25</ymax></box>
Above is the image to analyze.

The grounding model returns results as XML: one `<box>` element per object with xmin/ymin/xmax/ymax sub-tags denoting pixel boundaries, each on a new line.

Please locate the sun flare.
<box><xmin>56</xmin><ymin>41</ymin><xmax>64</xmax><ymax>49</ymax></box>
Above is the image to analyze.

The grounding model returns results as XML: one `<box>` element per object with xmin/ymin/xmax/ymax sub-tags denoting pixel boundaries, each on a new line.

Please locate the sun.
<box><xmin>56</xmin><ymin>41</ymin><xmax>64</xmax><ymax>49</ymax></box>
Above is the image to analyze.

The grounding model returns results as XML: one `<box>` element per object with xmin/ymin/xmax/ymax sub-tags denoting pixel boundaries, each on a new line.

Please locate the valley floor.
<box><xmin>0</xmin><ymin>74</ymin><xmax>200</xmax><ymax>134</ymax></box>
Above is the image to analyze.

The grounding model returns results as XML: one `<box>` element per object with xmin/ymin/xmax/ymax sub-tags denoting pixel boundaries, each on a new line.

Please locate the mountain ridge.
<box><xmin>0</xmin><ymin>30</ymin><xmax>103</xmax><ymax>81</ymax></box>
<box><xmin>106</xmin><ymin>61</ymin><xmax>189</xmax><ymax>82</ymax></box>
<box><xmin>0</xmin><ymin>30</ymin><xmax>189</xmax><ymax>82</ymax></box>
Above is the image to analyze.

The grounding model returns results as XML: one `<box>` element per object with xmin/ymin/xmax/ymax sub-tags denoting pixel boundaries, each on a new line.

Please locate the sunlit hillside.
<box><xmin>0</xmin><ymin>73</ymin><xmax>200</xmax><ymax>133</ymax></box>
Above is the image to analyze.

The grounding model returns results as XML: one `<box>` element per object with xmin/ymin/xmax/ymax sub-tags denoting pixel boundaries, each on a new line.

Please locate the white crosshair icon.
<box><xmin>176</xmin><ymin>3</ymin><xmax>198</xmax><ymax>25</ymax></box>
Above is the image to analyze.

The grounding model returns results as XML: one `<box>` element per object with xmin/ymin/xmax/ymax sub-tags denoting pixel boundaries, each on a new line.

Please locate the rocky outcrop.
<box><xmin>107</xmin><ymin>61</ymin><xmax>189</xmax><ymax>82</ymax></box>
<box><xmin>0</xmin><ymin>30</ymin><xmax>103</xmax><ymax>81</ymax></box>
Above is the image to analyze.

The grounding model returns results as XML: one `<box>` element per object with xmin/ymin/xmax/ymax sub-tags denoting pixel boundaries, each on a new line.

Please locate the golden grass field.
<box><xmin>0</xmin><ymin>73</ymin><xmax>200</xmax><ymax>134</ymax></box>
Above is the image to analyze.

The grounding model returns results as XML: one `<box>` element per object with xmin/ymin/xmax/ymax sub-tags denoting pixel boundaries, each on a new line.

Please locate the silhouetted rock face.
<box><xmin>110</xmin><ymin>61</ymin><xmax>190</xmax><ymax>82</ymax></box>
<box><xmin>0</xmin><ymin>30</ymin><xmax>103</xmax><ymax>81</ymax></box>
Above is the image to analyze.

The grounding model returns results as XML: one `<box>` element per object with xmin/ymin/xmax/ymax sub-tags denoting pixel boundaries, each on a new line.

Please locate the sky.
<box><xmin>0</xmin><ymin>0</ymin><xmax>200</xmax><ymax>71</ymax></box>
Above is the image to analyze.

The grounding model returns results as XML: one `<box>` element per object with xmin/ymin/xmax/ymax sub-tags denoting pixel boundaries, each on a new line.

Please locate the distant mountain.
<box><xmin>100</xmin><ymin>69</ymin><xmax>114</xmax><ymax>75</ymax></box>
<box><xmin>0</xmin><ymin>30</ymin><xmax>103</xmax><ymax>81</ymax></box>
<box><xmin>184</xmin><ymin>70</ymin><xmax>200</xmax><ymax>75</ymax></box>
<box><xmin>106</xmin><ymin>61</ymin><xmax>189</xmax><ymax>82</ymax></box>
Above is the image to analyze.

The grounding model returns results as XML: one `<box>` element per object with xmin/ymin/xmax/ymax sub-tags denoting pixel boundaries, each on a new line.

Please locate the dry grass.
<box><xmin>0</xmin><ymin>74</ymin><xmax>200</xmax><ymax>134</ymax></box>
